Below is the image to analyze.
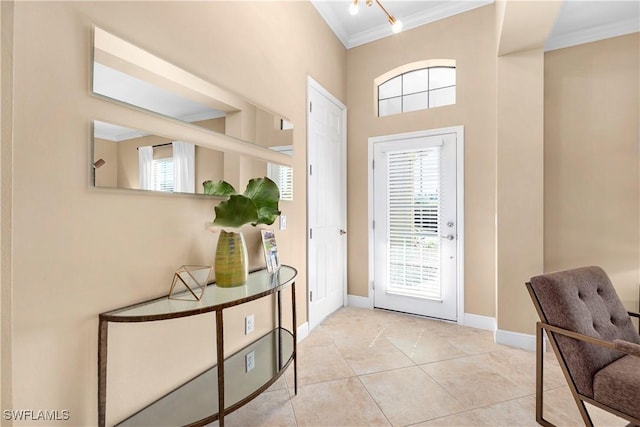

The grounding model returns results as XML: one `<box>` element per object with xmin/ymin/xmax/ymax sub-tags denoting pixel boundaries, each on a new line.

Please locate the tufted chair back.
<box><xmin>529</xmin><ymin>266</ymin><xmax>640</xmax><ymax>397</ymax></box>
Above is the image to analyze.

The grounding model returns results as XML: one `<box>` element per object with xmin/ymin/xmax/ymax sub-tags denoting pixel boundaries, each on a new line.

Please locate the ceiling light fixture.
<box><xmin>349</xmin><ymin>0</ymin><xmax>403</xmax><ymax>34</ymax></box>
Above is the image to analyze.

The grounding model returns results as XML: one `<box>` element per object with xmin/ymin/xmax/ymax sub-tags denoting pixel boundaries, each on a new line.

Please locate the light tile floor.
<box><xmin>214</xmin><ymin>307</ymin><xmax>629</xmax><ymax>427</ymax></box>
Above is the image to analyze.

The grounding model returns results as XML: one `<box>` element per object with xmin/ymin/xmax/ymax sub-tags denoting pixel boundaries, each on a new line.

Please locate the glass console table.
<box><xmin>98</xmin><ymin>266</ymin><xmax>298</xmax><ymax>427</ymax></box>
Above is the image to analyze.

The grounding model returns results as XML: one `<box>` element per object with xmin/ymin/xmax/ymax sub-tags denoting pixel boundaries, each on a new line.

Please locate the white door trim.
<box><xmin>306</xmin><ymin>76</ymin><xmax>348</xmax><ymax>329</ymax></box>
<box><xmin>368</xmin><ymin>126</ymin><xmax>465</xmax><ymax>323</ymax></box>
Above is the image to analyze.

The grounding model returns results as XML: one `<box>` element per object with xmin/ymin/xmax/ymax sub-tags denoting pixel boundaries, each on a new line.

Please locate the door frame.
<box><xmin>306</xmin><ymin>76</ymin><xmax>348</xmax><ymax>329</ymax></box>
<box><xmin>367</xmin><ymin>126</ymin><xmax>465</xmax><ymax>324</ymax></box>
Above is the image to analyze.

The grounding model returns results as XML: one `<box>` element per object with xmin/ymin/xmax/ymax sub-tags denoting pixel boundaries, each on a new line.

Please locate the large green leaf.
<box><xmin>203</xmin><ymin>180</ymin><xmax>237</xmax><ymax>196</ymax></box>
<box><xmin>243</xmin><ymin>177</ymin><xmax>281</xmax><ymax>225</ymax></box>
<box><xmin>253</xmin><ymin>205</ymin><xmax>281</xmax><ymax>226</ymax></box>
<box><xmin>212</xmin><ymin>195</ymin><xmax>259</xmax><ymax>228</ymax></box>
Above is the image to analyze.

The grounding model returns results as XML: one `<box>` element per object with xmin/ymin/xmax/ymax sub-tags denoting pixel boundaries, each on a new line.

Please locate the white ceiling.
<box><xmin>93</xmin><ymin>121</ymin><xmax>149</xmax><ymax>142</ymax></box>
<box><xmin>545</xmin><ymin>1</ymin><xmax>639</xmax><ymax>51</ymax></box>
<box><xmin>310</xmin><ymin>0</ymin><xmax>640</xmax><ymax>50</ymax></box>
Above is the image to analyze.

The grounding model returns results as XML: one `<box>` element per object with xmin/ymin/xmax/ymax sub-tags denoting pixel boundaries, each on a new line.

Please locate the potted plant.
<box><xmin>203</xmin><ymin>177</ymin><xmax>281</xmax><ymax>287</ymax></box>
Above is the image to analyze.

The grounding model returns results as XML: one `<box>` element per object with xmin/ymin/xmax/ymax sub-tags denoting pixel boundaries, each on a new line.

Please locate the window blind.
<box><xmin>152</xmin><ymin>158</ymin><xmax>174</xmax><ymax>192</ymax></box>
<box><xmin>386</xmin><ymin>146</ymin><xmax>442</xmax><ymax>300</ymax></box>
<box><xmin>268</xmin><ymin>163</ymin><xmax>293</xmax><ymax>201</ymax></box>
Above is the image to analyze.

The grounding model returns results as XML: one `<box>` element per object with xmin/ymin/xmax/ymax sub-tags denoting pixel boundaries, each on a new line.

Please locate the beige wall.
<box><xmin>496</xmin><ymin>48</ymin><xmax>545</xmax><ymax>334</ymax></box>
<box><xmin>194</xmin><ymin>116</ymin><xmax>225</xmax><ymax>134</ymax></box>
<box><xmin>1</xmin><ymin>0</ymin><xmax>15</xmax><ymax>415</ymax></box>
<box><xmin>6</xmin><ymin>1</ymin><xmax>345</xmax><ymax>425</ymax></box>
<box><xmin>496</xmin><ymin>0</ymin><xmax>561</xmax><ymax>56</ymax></box>
<box><xmin>494</xmin><ymin>0</ymin><xmax>560</xmax><ymax>336</ymax></box>
<box><xmin>544</xmin><ymin>33</ymin><xmax>640</xmax><ymax>309</ymax></box>
<box><xmin>255</xmin><ymin>108</ymin><xmax>294</xmax><ymax>149</ymax></box>
<box><xmin>93</xmin><ymin>138</ymin><xmax>118</xmax><ymax>188</ymax></box>
<box><xmin>346</xmin><ymin>4</ymin><xmax>498</xmax><ymax>318</ymax></box>
<box><xmin>196</xmin><ymin>145</ymin><xmax>225</xmax><ymax>193</ymax></box>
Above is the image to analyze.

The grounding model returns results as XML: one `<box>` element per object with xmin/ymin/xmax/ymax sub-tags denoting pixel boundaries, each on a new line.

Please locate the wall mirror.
<box><xmin>92</xmin><ymin>27</ymin><xmax>293</xmax><ymax>200</ymax></box>
<box><xmin>92</xmin><ymin>26</ymin><xmax>293</xmax><ymax>155</ymax></box>
<box><xmin>93</xmin><ymin>120</ymin><xmax>293</xmax><ymax>200</ymax></box>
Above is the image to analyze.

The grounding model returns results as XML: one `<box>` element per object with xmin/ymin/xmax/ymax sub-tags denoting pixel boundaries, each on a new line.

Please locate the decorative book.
<box><xmin>261</xmin><ymin>230</ymin><xmax>281</xmax><ymax>273</ymax></box>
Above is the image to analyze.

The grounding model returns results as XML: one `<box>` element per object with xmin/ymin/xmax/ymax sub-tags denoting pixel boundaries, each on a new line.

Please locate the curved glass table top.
<box><xmin>101</xmin><ymin>266</ymin><xmax>297</xmax><ymax>322</ymax></box>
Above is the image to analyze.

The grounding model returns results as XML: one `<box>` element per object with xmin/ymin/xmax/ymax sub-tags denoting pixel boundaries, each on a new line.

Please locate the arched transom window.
<box><xmin>376</xmin><ymin>61</ymin><xmax>456</xmax><ymax>117</ymax></box>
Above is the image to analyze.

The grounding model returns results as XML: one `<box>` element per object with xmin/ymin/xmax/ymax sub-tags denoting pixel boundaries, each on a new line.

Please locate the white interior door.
<box><xmin>307</xmin><ymin>78</ymin><xmax>347</xmax><ymax>329</ymax></box>
<box><xmin>373</xmin><ymin>131</ymin><xmax>459</xmax><ymax>321</ymax></box>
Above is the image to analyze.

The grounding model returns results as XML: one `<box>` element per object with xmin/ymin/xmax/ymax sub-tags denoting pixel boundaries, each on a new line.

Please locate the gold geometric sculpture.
<box><xmin>168</xmin><ymin>265</ymin><xmax>212</xmax><ymax>301</ymax></box>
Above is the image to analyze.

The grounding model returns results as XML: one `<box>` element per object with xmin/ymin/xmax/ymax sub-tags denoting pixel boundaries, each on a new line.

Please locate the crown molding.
<box><xmin>310</xmin><ymin>0</ymin><xmax>352</xmax><ymax>48</ymax></box>
<box><xmin>347</xmin><ymin>1</ymin><xmax>493</xmax><ymax>48</ymax></box>
<box><xmin>311</xmin><ymin>0</ymin><xmax>493</xmax><ymax>49</ymax></box>
<box><xmin>545</xmin><ymin>18</ymin><xmax>640</xmax><ymax>52</ymax></box>
<box><xmin>94</xmin><ymin>128</ymin><xmax>149</xmax><ymax>142</ymax></box>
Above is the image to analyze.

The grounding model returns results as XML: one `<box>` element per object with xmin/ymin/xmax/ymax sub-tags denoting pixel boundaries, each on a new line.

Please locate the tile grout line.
<box><xmin>286</xmin><ymin>308</ymin><xmax>575</xmax><ymax>427</ymax></box>
<box><xmin>314</xmin><ymin>320</ymin><xmax>402</xmax><ymax>426</ymax></box>
<box><xmin>353</xmin><ymin>374</ymin><xmax>394</xmax><ymax>426</ymax></box>
<box><xmin>327</xmin><ymin>317</ymin><xmax>463</xmax><ymax>426</ymax></box>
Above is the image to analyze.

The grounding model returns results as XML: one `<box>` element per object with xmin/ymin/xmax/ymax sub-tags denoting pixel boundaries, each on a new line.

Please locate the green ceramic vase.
<box><xmin>214</xmin><ymin>230</ymin><xmax>248</xmax><ymax>287</ymax></box>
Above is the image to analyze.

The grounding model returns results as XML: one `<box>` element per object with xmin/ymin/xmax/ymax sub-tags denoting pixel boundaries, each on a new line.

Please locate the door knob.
<box><xmin>339</xmin><ymin>229</ymin><xmax>347</xmax><ymax>235</ymax></box>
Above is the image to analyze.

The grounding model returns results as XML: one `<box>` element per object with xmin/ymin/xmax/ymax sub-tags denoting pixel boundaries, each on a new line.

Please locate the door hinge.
<box><xmin>309</xmin><ymin>164</ymin><xmax>313</xmax><ymax>176</ymax></box>
<box><xmin>309</xmin><ymin>228</ymin><xmax>313</xmax><ymax>239</ymax></box>
<box><xmin>372</xmin><ymin>281</ymin><xmax>375</xmax><ymax>291</ymax></box>
<box><xmin>372</xmin><ymin>159</ymin><xmax>375</xmax><ymax>170</ymax></box>
<box><xmin>309</xmin><ymin>102</ymin><xmax>312</xmax><ymax>113</ymax></box>
<box><xmin>372</xmin><ymin>220</ymin><xmax>375</xmax><ymax>230</ymax></box>
<box><xmin>310</xmin><ymin>291</ymin><xmax>313</xmax><ymax>302</ymax></box>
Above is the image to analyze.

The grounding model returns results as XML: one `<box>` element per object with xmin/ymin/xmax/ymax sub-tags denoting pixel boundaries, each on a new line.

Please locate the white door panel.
<box><xmin>373</xmin><ymin>132</ymin><xmax>459</xmax><ymax>321</ymax></box>
<box><xmin>308</xmin><ymin>79</ymin><xmax>346</xmax><ymax>329</ymax></box>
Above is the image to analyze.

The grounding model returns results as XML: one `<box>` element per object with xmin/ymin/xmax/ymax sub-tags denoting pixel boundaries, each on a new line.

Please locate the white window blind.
<box><xmin>386</xmin><ymin>146</ymin><xmax>442</xmax><ymax>300</ymax></box>
<box><xmin>268</xmin><ymin>163</ymin><xmax>293</xmax><ymax>201</ymax></box>
<box><xmin>152</xmin><ymin>157</ymin><xmax>174</xmax><ymax>192</ymax></box>
<box><xmin>267</xmin><ymin>145</ymin><xmax>294</xmax><ymax>201</ymax></box>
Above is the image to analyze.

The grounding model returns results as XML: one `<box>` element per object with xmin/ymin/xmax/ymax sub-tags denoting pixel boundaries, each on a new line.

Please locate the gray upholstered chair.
<box><xmin>526</xmin><ymin>266</ymin><xmax>640</xmax><ymax>427</ymax></box>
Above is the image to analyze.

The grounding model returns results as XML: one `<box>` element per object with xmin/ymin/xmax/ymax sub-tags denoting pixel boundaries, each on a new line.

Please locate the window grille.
<box><xmin>378</xmin><ymin>67</ymin><xmax>456</xmax><ymax>117</ymax></box>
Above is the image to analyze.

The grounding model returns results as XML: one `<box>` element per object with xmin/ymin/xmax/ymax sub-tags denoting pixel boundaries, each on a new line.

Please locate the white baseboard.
<box><xmin>463</xmin><ymin>313</ymin><xmax>496</xmax><ymax>331</ymax></box>
<box><xmin>297</xmin><ymin>322</ymin><xmax>309</xmax><ymax>343</ymax></box>
<box><xmin>459</xmin><ymin>312</ymin><xmax>541</xmax><ymax>352</ymax></box>
<box><xmin>347</xmin><ymin>294</ymin><xmax>373</xmax><ymax>308</ymax></box>
<box><xmin>495</xmin><ymin>329</ymin><xmax>538</xmax><ymax>352</ymax></box>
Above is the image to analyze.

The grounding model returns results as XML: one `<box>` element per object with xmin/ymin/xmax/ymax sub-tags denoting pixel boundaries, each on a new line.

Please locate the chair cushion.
<box><xmin>593</xmin><ymin>355</ymin><xmax>640</xmax><ymax>420</ymax></box>
<box><xmin>529</xmin><ymin>266</ymin><xmax>640</xmax><ymax>397</ymax></box>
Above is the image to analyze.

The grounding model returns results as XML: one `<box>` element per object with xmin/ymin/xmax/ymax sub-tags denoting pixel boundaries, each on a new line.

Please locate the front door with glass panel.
<box><xmin>373</xmin><ymin>132</ymin><xmax>458</xmax><ymax>321</ymax></box>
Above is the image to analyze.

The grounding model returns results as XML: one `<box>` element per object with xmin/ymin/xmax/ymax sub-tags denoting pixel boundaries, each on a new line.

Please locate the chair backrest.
<box><xmin>528</xmin><ymin>266</ymin><xmax>640</xmax><ymax>397</ymax></box>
